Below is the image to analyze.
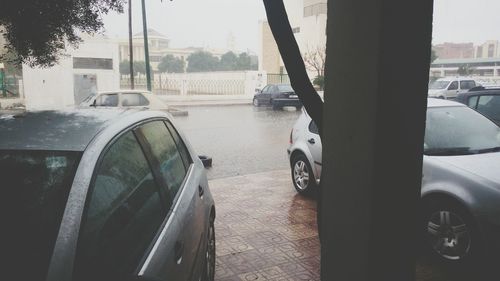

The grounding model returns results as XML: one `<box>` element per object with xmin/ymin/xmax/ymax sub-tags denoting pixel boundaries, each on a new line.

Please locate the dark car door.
<box><xmin>475</xmin><ymin>95</ymin><xmax>500</xmax><ymax>125</ymax></box>
<box><xmin>72</xmin><ymin>130</ymin><xmax>180</xmax><ymax>281</ymax></box>
<box><xmin>260</xmin><ymin>85</ymin><xmax>274</xmax><ymax>104</ymax></box>
<box><xmin>137</xmin><ymin>120</ymin><xmax>207</xmax><ymax>281</ymax></box>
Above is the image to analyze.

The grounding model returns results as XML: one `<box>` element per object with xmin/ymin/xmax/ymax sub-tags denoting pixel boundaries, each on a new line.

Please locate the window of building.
<box><xmin>74</xmin><ymin>132</ymin><xmax>164</xmax><ymax>281</ymax></box>
<box><xmin>121</xmin><ymin>93</ymin><xmax>149</xmax><ymax>106</ymax></box>
<box><xmin>488</xmin><ymin>44</ymin><xmax>495</xmax><ymax>58</ymax></box>
<box><xmin>304</xmin><ymin>3</ymin><xmax>327</xmax><ymax>17</ymax></box>
<box><xmin>139</xmin><ymin>121</ymin><xmax>187</xmax><ymax>201</ymax></box>
<box><xmin>73</xmin><ymin>57</ymin><xmax>113</xmax><ymax>70</ymax></box>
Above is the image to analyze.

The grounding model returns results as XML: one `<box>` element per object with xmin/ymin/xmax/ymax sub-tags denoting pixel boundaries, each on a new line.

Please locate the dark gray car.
<box><xmin>253</xmin><ymin>84</ymin><xmax>302</xmax><ymax>109</ymax></box>
<box><xmin>0</xmin><ymin>109</ymin><xmax>215</xmax><ymax>281</ymax></box>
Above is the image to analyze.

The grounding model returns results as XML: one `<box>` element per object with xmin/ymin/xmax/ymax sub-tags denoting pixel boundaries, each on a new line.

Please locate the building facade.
<box><xmin>433</xmin><ymin>42</ymin><xmax>474</xmax><ymax>60</ymax></box>
<box><xmin>23</xmin><ymin>34</ymin><xmax>120</xmax><ymax>110</ymax></box>
<box><xmin>118</xmin><ymin>29</ymin><xmax>228</xmax><ymax>72</ymax></box>
<box><xmin>259</xmin><ymin>0</ymin><xmax>327</xmax><ymax>79</ymax></box>
<box><xmin>475</xmin><ymin>40</ymin><xmax>500</xmax><ymax>58</ymax></box>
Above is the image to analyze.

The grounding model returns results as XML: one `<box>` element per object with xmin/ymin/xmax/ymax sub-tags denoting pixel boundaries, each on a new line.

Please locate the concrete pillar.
<box><xmin>320</xmin><ymin>0</ymin><xmax>433</xmax><ymax>280</ymax></box>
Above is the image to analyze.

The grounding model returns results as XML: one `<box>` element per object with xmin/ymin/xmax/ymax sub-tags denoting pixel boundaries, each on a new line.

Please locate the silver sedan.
<box><xmin>0</xmin><ymin>109</ymin><xmax>215</xmax><ymax>281</ymax></box>
<box><xmin>287</xmin><ymin>99</ymin><xmax>500</xmax><ymax>264</ymax></box>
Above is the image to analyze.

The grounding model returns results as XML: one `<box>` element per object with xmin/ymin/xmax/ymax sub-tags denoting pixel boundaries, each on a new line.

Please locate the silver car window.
<box><xmin>74</xmin><ymin>131</ymin><xmax>164</xmax><ymax>281</ymax></box>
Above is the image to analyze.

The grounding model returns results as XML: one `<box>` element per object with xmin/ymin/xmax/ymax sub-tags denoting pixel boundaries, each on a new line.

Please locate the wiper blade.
<box><xmin>475</xmin><ymin>146</ymin><xmax>500</xmax><ymax>154</ymax></box>
<box><xmin>424</xmin><ymin>147</ymin><xmax>474</xmax><ymax>156</ymax></box>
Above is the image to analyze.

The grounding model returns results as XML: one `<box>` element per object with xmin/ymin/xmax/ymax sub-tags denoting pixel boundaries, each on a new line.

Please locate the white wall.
<box><xmin>23</xmin><ymin>36</ymin><xmax>119</xmax><ymax>110</ymax></box>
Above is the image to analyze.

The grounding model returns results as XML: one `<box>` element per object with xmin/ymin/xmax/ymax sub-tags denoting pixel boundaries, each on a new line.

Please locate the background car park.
<box><xmin>253</xmin><ymin>83</ymin><xmax>302</xmax><ymax>110</ymax></box>
<box><xmin>0</xmin><ymin>109</ymin><xmax>215</xmax><ymax>281</ymax></box>
<box><xmin>288</xmin><ymin>99</ymin><xmax>500</xmax><ymax>266</ymax></box>
<box><xmin>428</xmin><ymin>77</ymin><xmax>479</xmax><ymax>99</ymax></box>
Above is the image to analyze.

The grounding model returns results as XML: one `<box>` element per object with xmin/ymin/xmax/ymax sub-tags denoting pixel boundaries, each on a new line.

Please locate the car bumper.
<box><xmin>478</xmin><ymin>216</ymin><xmax>500</xmax><ymax>254</ymax></box>
<box><xmin>273</xmin><ymin>98</ymin><xmax>302</xmax><ymax>107</ymax></box>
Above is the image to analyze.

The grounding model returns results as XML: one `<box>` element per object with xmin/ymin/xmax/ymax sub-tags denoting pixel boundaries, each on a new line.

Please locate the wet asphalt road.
<box><xmin>172</xmin><ymin>104</ymin><xmax>301</xmax><ymax>180</ymax></box>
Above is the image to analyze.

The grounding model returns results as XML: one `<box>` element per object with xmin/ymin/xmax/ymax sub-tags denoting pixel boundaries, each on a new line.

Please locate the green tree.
<box><xmin>457</xmin><ymin>64</ymin><xmax>475</xmax><ymax>76</ymax></box>
<box><xmin>158</xmin><ymin>55</ymin><xmax>185</xmax><ymax>73</ymax></box>
<box><xmin>186</xmin><ymin>51</ymin><xmax>219</xmax><ymax>72</ymax></box>
<box><xmin>236</xmin><ymin>52</ymin><xmax>252</xmax><ymax>70</ymax></box>
<box><xmin>119</xmin><ymin>60</ymin><xmax>130</xmax><ymax>75</ymax></box>
<box><xmin>313</xmin><ymin>75</ymin><xmax>325</xmax><ymax>91</ymax></box>
<box><xmin>134</xmin><ymin>61</ymin><xmax>153</xmax><ymax>75</ymax></box>
<box><xmin>219</xmin><ymin>52</ymin><xmax>238</xmax><ymax>71</ymax></box>
<box><xmin>0</xmin><ymin>0</ymin><xmax>124</xmax><ymax>67</ymax></box>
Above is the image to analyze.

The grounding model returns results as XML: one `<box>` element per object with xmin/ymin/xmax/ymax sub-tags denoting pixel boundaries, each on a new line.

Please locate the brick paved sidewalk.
<box><xmin>209</xmin><ymin>169</ymin><xmax>320</xmax><ymax>281</ymax></box>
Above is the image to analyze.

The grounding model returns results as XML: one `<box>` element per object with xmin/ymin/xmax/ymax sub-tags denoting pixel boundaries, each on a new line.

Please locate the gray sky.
<box><xmin>102</xmin><ymin>0</ymin><xmax>500</xmax><ymax>52</ymax></box>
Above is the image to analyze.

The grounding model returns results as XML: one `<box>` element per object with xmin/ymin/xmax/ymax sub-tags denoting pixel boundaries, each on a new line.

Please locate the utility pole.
<box><xmin>128</xmin><ymin>0</ymin><xmax>135</xmax><ymax>89</ymax></box>
<box><xmin>141</xmin><ymin>0</ymin><xmax>152</xmax><ymax>91</ymax></box>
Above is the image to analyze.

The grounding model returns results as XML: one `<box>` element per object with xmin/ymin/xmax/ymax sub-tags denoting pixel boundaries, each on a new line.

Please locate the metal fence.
<box><xmin>120</xmin><ymin>71</ymin><xmax>256</xmax><ymax>96</ymax></box>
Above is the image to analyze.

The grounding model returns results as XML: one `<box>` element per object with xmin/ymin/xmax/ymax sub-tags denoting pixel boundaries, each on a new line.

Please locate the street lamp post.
<box><xmin>128</xmin><ymin>0</ymin><xmax>135</xmax><ymax>89</ymax></box>
<box><xmin>141</xmin><ymin>0</ymin><xmax>152</xmax><ymax>91</ymax></box>
<box><xmin>0</xmin><ymin>63</ymin><xmax>5</xmax><ymax>97</ymax></box>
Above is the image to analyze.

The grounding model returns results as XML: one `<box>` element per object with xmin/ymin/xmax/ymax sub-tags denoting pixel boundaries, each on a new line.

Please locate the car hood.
<box><xmin>432</xmin><ymin>152</ymin><xmax>500</xmax><ymax>184</ymax></box>
<box><xmin>428</xmin><ymin>89</ymin><xmax>445</xmax><ymax>96</ymax></box>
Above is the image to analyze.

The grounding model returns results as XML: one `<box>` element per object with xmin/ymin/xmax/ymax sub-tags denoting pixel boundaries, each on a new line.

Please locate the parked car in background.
<box><xmin>0</xmin><ymin>109</ymin><xmax>215</xmax><ymax>281</ymax></box>
<box><xmin>457</xmin><ymin>86</ymin><xmax>500</xmax><ymax>125</ymax></box>
<box><xmin>428</xmin><ymin>77</ymin><xmax>479</xmax><ymax>99</ymax></box>
<box><xmin>288</xmin><ymin>99</ymin><xmax>500</xmax><ymax>266</ymax></box>
<box><xmin>253</xmin><ymin>84</ymin><xmax>302</xmax><ymax>109</ymax></box>
<box><xmin>81</xmin><ymin>90</ymin><xmax>169</xmax><ymax>111</ymax></box>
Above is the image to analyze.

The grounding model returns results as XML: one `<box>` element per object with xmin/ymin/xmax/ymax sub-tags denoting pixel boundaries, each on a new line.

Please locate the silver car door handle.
<box><xmin>174</xmin><ymin>241</ymin><xmax>184</xmax><ymax>265</ymax></box>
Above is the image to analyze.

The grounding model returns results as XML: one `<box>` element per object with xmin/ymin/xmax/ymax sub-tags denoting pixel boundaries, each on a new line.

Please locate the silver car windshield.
<box><xmin>0</xmin><ymin>150</ymin><xmax>82</xmax><ymax>281</ymax></box>
<box><xmin>425</xmin><ymin>106</ymin><xmax>500</xmax><ymax>155</ymax></box>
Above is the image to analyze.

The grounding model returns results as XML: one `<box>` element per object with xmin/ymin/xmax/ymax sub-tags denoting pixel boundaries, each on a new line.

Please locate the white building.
<box><xmin>259</xmin><ymin>0</ymin><xmax>327</xmax><ymax>78</ymax></box>
<box><xmin>23</xmin><ymin>34</ymin><xmax>120</xmax><ymax>110</ymax></box>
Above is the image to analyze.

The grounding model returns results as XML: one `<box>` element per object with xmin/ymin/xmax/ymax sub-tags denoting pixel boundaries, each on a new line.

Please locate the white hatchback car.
<box><xmin>81</xmin><ymin>90</ymin><xmax>169</xmax><ymax>111</ymax></box>
<box><xmin>288</xmin><ymin>99</ymin><xmax>500</xmax><ymax>264</ymax></box>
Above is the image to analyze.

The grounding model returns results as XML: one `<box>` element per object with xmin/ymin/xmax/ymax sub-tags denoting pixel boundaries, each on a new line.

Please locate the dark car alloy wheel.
<box><xmin>423</xmin><ymin>199</ymin><xmax>483</xmax><ymax>265</ymax></box>
<box><xmin>202</xmin><ymin>218</ymin><xmax>215</xmax><ymax>281</ymax></box>
<box><xmin>291</xmin><ymin>154</ymin><xmax>316</xmax><ymax>194</ymax></box>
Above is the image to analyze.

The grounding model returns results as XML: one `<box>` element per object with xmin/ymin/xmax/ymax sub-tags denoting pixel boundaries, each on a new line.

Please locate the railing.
<box><xmin>120</xmin><ymin>71</ymin><xmax>266</xmax><ymax>96</ymax></box>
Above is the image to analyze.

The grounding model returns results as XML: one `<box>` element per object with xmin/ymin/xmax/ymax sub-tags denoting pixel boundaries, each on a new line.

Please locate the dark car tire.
<box><xmin>202</xmin><ymin>217</ymin><xmax>215</xmax><ymax>281</ymax></box>
<box><xmin>291</xmin><ymin>153</ymin><xmax>317</xmax><ymax>195</ymax></box>
<box><xmin>271</xmin><ymin>100</ymin><xmax>281</xmax><ymax>110</ymax></box>
<box><xmin>253</xmin><ymin>98</ymin><xmax>260</xmax><ymax>107</ymax></box>
<box><xmin>421</xmin><ymin>198</ymin><xmax>484</xmax><ymax>268</ymax></box>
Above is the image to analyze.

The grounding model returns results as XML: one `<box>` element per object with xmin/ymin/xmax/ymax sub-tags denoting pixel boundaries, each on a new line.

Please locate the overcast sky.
<box><xmin>102</xmin><ymin>0</ymin><xmax>500</xmax><ymax>52</ymax></box>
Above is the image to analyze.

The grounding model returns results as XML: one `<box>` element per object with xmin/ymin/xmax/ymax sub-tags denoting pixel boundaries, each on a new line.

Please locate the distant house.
<box><xmin>22</xmin><ymin>34</ymin><xmax>120</xmax><ymax>110</ymax></box>
<box><xmin>118</xmin><ymin>28</ymin><xmax>228</xmax><ymax>72</ymax></box>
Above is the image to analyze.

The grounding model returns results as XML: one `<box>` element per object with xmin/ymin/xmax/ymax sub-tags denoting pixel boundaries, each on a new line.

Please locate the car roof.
<box><xmin>461</xmin><ymin>88</ymin><xmax>500</xmax><ymax>97</ymax></box>
<box><xmin>0</xmin><ymin>108</ymin><xmax>148</xmax><ymax>151</ymax></box>
<box><xmin>98</xmin><ymin>90</ymin><xmax>154</xmax><ymax>95</ymax></box>
<box><xmin>434</xmin><ymin>77</ymin><xmax>477</xmax><ymax>81</ymax></box>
